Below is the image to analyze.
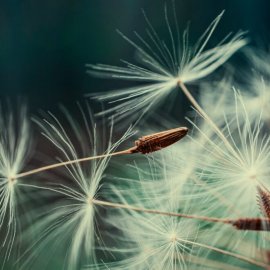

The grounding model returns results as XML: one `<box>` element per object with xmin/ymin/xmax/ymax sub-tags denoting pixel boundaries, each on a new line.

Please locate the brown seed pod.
<box><xmin>230</xmin><ymin>218</ymin><xmax>270</xmax><ymax>231</ymax></box>
<box><xmin>129</xmin><ymin>127</ymin><xmax>188</xmax><ymax>154</ymax></box>
<box><xmin>257</xmin><ymin>186</ymin><xmax>270</xmax><ymax>218</ymax></box>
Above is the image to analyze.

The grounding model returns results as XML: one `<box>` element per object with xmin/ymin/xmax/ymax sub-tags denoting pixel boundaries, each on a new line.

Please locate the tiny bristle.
<box><xmin>130</xmin><ymin>127</ymin><xmax>188</xmax><ymax>154</ymax></box>
<box><xmin>231</xmin><ymin>218</ymin><xmax>270</xmax><ymax>231</ymax></box>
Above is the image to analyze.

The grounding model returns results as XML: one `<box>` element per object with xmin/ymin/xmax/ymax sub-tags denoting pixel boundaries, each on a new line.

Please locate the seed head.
<box><xmin>28</xmin><ymin>102</ymin><xmax>135</xmax><ymax>269</ymax></box>
<box><xmin>129</xmin><ymin>127</ymin><xmax>188</xmax><ymax>154</ymax></box>
<box><xmin>257</xmin><ymin>186</ymin><xmax>270</xmax><ymax>218</ymax></box>
<box><xmin>231</xmin><ymin>218</ymin><xmax>270</xmax><ymax>231</ymax></box>
<box><xmin>88</xmin><ymin>8</ymin><xmax>246</xmax><ymax>124</ymax></box>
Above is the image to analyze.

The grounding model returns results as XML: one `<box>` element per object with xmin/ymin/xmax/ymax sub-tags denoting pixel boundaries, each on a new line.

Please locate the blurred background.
<box><xmin>0</xmin><ymin>1</ymin><xmax>270</xmax><ymax>269</ymax></box>
<box><xmin>0</xmin><ymin>0</ymin><xmax>269</xmax><ymax>114</ymax></box>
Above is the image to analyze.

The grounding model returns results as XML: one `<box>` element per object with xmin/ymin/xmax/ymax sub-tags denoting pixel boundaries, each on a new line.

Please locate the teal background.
<box><xmin>0</xmin><ymin>1</ymin><xmax>269</xmax><ymax>269</ymax></box>
<box><xmin>0</xmin><ymin>0</ymin><xmax>269</xmax><ymax>113</ymax></box>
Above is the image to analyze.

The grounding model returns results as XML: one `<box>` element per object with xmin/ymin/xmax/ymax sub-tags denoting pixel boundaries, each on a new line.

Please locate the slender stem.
<box><xmin>14</xmin><ymin>149</ymin><xmax>133</xmax><ymax>180</ymax></box>
<box><xmin>92</xmin><ymin>198</ymin><xmax>230</xmax><ymax>224</ymax></box>
<box><xmin>93</xmin><ymin>198</ymin><xmax>270</xmax><ymax>226</ymax></box>
<box><xmin>93</xmin><ymin>198</ymin><xmax>269</xmax><ymax>267</ymax></box>
<box><xmin>178</xmin><ymin>81</ymin><xmax>243</xmax><ymax>165</ymax></box>
<box><xmin>182</xmin><ymin>239</ymin><xmax>268</xmax><ymax>269</ymax></box>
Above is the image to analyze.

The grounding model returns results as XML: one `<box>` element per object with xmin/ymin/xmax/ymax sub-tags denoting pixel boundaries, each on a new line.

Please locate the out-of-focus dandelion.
<box><xmin>94</xmin><ymin>215</ymin><xmax>199</xmax><ymax>270</ymax></box>
<box><xmin>257</xmin><ymin>186</ymin><xmax>270</xmax><ymax>218</ymax></box>
<box><xmin>190</xmin><ymin>90</ymin><xmax>270</xmax><ymax>217</ymax></box>
<box><xmin>13</xmin><ymin>126</ymin><xmax>188</xmax><ymax>180</ymax></box>
<box><xmin>86</xmin><ymin>159</ymin><xmax>267</xmax><ymax>270</ymax></box>
<box><xmin>238</xmin><ymin>62</ymin><xmax>270</xmax><ymax>125</ymax></box>
<box><xmin>243</xmin><ymin>77</ymin><xmax>270</xmax><ymax>123</ymax></box>
<box><xmin>198</xmin><ymin>74</ymin><xmax>235</xmax><ymax>124</ymax></box>
<box><xmin>205</xmin><ymin>74</ymin><xmax>270</xmax><ymax>125</ymax></box>
<box><xmin>0</xmin><ymin>103</ymin><xmax>31</xmax><ymax>264</ymax></box>
<box><xmin>205</xmin><ymin>49</ymin><xmax>270</xmax><ymax>126</ymax></box>
<box><xmin>88</xmin><ymin>4</ymin><xmax>246</xmax><ymax>123</ymax></box>
<box><xmin>184</xmin><ymin>87</ymin><xmax>270</xmax><ymax>261</ymax></box>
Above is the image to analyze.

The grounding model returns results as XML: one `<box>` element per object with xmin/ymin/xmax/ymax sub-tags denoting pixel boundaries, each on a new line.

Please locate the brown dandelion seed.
<box><xmin>128</xmin><ymin>127</ymin><xmax>188</xmax><ymax>154</ymax></box>
<box><xmin>257</xmin><ymin>186</ymin><xmax>270</xmax><ymax>218</ymax></box>
<box><xmin>230</xmin><ymin>218</ymin><xmax>270</xmax><ymax>231</ymax></box>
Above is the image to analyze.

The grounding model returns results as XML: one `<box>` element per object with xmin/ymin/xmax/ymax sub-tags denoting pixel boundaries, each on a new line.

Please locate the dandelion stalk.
<box><xmin>14</xmin><ymin>149</ymin><xmax>131</xmax><ymax>180</ymax></box>
<box><xmin>257</xmin><ymin>185</ymin><xmax>270</xmax><ymax>218</ymax></box>
<box><xmin>92</xmin><ymin>199</ymin><xmax>268</xmax><ymax>268</ymax></box>
<box><xmin>92</xmin><ymin>198</ymin><xmax>270</xmax><ymax>231</ymax></box>
<box><xmin>92</xmin><ymin>198</ymin><xmax>230</xmax><ymax>223</ymax></box>
<box><xmin>13</xmin><ymin>127</ymin><xmax>188</xmax><ymax>180</ymax></box>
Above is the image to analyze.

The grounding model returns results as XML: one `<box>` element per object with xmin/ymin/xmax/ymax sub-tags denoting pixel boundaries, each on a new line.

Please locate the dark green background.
<box><xmin>0</xmin><ymin>1</ymin><xmax>269</xmax><ymax>269</ymax></box>
<box><xmin>0</xmin><ymin>0</ymin><xmax>269</xmax><ymax>112</ymax></box>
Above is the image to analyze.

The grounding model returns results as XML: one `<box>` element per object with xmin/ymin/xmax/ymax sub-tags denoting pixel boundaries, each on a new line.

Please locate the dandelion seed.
<box><xmin>205</xmin><ymin>49</ymin><xmax>270</xmax><ymax>126</ymax></box>
<box><xmin>209</xmin><ymin>75</ymin><xmax>270</xmax><ymax>125</ymax></box>
<box><xmin>88</xmin><ymin>171</ymin><xmax>201</xmax><ymax>270</ymax></box>
<box><xmin>86</xmin><ymin>159</ymin><xmax>267</xmax><ymax>270</ymax></box>
<box><xmin>130</xmin><ymin>127</ymin><xmax>188</xmax><ymax>154</ymax></box>
<box><xmin>231</xmin><ymin>218</ymin><xmax>270</xmax><ymax>231</ymax></box>
<box><xmin>88</xmin><ymin>4</ymin><xmax>246</xmax><ymax>123</ymax></box>
<box><xmin>12</xmin><ymin>126</ymin><xmax>188</xmax><ymax>182</ymax></box>
<box><xmin>186</xmin><ymin>88</ymin><xmax>270</xmax><ymax>259</ymax></box>
<box><xmin>189</xmin><ymin>89</ymin><xmax>270</xmax><ymax>217</ymax></box>
<box><xmin>242</xmin><ymin>77</ymin><xmax>270</xmax><ymax>123</ymax></box>
<box><xmin>21</xmin><ymin>102</ymin><xmax>134</xmax><ymax>270</ymax></box>
<box><xmin>257</xmin><ymin>186</ymin><xmax>270</xmax><ymax>218</ymax></box>
<box><xmin>0</xmin><ymin>103</ymin><xmax>31</xmax><ymax>264</ymax></box>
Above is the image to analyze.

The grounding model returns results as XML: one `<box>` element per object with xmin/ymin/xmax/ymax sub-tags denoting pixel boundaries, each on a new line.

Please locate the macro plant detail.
<box><xmin>0</xmin><ymin>104</ymin><xmax>32</xmax><ymax>265</ymax></box>
<box><xmin>88</xmin><ymin>9</ymin><xmax>246</xmax><ymax>124</ymax></box>
<box><xmin>1</xmin><ymin>2</ymin><xmax>270</xmax><ymax>270</ymax></box>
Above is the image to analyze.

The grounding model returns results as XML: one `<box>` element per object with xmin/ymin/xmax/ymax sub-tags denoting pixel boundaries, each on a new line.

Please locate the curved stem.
<box><xmin>14</xmin><ymin>149</ymin><xmax>133</xmax><ymax>180</ymax></box>
<box><xmin>93</xmin><ymin>199</ymin><xmax>270</xmax><ymax>230</ymax></box>
<box><xmin>14</xmin><ymin>126</ymin><xmax>187</xmax><ymax>180</ymax></box>
<box><xmin>92</xmin><ymin>198</ymin><xmax>231</xmax><ymax>224</ymax></box>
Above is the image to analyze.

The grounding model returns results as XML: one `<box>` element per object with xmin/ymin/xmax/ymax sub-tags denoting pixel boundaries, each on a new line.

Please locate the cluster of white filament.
<box><xmin>0</xmin><ymin>3</ymin><xmax>270</xmax><ymax>270</ymax></box>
